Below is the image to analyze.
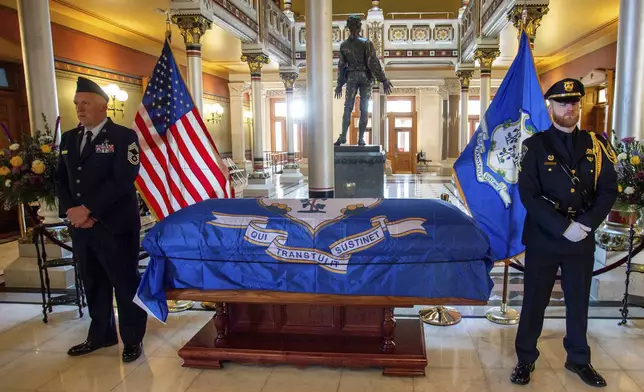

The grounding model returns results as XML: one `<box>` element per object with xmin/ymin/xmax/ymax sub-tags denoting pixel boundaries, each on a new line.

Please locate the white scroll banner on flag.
<box><xmin>208</xmin><ymin>213</ymin><xmax>427</xmax><ymax>274</ymax></box>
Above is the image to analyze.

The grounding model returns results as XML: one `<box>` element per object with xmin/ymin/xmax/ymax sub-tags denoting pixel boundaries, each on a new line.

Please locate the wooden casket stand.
<box><xmin>166</xmin><ymin>289</ymin><xmax>483</xmax><ymax>376</ymax></box>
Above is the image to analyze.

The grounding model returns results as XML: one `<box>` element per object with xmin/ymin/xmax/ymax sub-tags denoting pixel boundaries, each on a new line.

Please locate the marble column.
<box><xmin>474</xmin><ymin>48</ymin><xmax>500</xmax><ymax>115</ymax></box>
<box><xmin>612</xmin><ymin>0</ymin><xmax>644</xmax><ymax>140</ymax></box>
<box><xmin>280</xmin><ymin>68</ymin><xmax>303</xmax><ymax>184</ymax></box>
<box><xmin>447</xmin><ymin>85</ymin><xmax>461</xmax><ymax>159</ymax></box>
<box><xmin>438</xmin><ymin>86</ymin><xmax>449</xmax><ymax>161</ymax></box>
<box><xmin>241</xmin><ymin>53</ymin><xmax>271</xmax><ymax>181</ymax></box>
<box><xmin>456</xmin><ymin>69</ymin><xmax>474</xmax><ymax>151</ymax></box>
<box><xmin>509</xmin><ymin>4</ymin><xmax>550</xmax><ymax>50</ymax></box>
<box><xmin>173</xmin><ymin>15</ymin><xmax>212</xmax><ymax>114</ymax></box>
<box><xmin>228</xmin><ymin>82</ymin><xmax>250</xmax><ymax>173</ymax></box>
<box><xmin>17</xmin><ymin>0</ymin><xmax>59</xmax><ymax>136</ymax></box>
<box><xmin>306</xmin><ymin>0</ymin><xmax>334</xmax><ymax>198</ymax></box>
<box><xmin>367</xmin><ymin>3</ymin><xmax>384</xmax><ymax>147</ymax></box>
<box><xmin>371</xmin><ymin>85</ymin><xmax>381</xmax><ymax>146</ymax></box>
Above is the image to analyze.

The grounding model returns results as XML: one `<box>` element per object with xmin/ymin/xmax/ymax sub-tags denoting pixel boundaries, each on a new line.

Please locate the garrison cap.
<box><xmin>76</xmin><ymin>76</ymin><xmax>109</xmax><ymax>102</ymax></box>
<box><xmin>544</xmin><ymin>78</ymin><xmax>585</xmax><ymax>103</ymax></box>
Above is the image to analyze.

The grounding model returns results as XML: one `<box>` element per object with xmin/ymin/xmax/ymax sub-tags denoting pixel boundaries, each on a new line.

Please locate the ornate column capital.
<box><xmin>444</xmin><ymin>79</ymin><xmax>462</xmax><ymax>96</ymax></box>
<box><xmin>508</xmin><ymin>5</ymin><xmax>549</xmax><ymax>48</ymax></box>
<box><xmin>456</xmin><ymin>70</ymin><xmax>474</xmax><ymax>90</ymax></box>
<box><xmin>280</xmin><ymin>72</ymin><xmax>299</xmax><ymax>91</ymax></box>
<box><xmin>241</xmin><ymin>53</ymin><xmax>270</xmax><ymax>76</ymax></box>
<box><xmin>171</xmin><ymin>15</ymin><xmax>212</xmax><ymax>47</ymax></box>
<box><xmin>474</xmin><ymin>47</ymin><xmax>501</xmax><ymax>73</ymax></box>
<box><xmin>438</xmin><ymin>85</ymin><xmax>450</xmax><ymax>100</ymax></box>
<box><xmin>229</xmin><ymin>82</ymin><xmax>251</xmax><ymax>96</ymax></box>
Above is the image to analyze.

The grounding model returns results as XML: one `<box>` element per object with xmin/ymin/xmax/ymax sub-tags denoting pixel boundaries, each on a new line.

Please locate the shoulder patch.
<box><xmin>127</xmin><ymin>142</ymin><xmax>140</xmax><ymax>165</ymax></box>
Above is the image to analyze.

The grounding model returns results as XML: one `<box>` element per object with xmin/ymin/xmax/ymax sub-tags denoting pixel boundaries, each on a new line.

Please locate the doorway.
<box><xmin>387</xmin><ymin>113</ymin><xmax>417</xmax><ymax>174</ymax></box>
<box><xmin>349</xmin><ymin>114</ymin><xmax>372</xmax><ymax>145</ymax></box>
<box><xmin>0</xmin><ymin>61</ymin><xmax>30</xmax><ymax>239</ymax></box>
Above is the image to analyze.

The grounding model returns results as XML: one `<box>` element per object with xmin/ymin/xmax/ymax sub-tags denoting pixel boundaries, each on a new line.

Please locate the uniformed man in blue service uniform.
<box><xmin>511</xmin><ymin>78</ymin><xmax>617</xmax><ymax>387</ymax></box>
<box><xmin>55</xmin><ymin>76</ymin><xmax>147</xmax><ymax>363</ymax></box>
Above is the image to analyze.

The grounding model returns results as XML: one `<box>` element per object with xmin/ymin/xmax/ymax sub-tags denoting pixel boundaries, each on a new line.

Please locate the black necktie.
<box><xmin>80</xmin><ymin>131</ymin><xmax>93</xmax><ymax>157</ymax></box>
<box><xmin>565</xmin><ymin>133</ymin><xmax>575</xmax><ymax>164</ymax></box>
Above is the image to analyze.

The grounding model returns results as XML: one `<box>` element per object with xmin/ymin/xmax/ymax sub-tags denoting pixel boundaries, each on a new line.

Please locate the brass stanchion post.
<box><xmin>419</xmin><ymin>192</ymin><xmax>462</xmax><ymax>326</ymax></box>
<box><xmin>485</xmin><ymin>260</ymin><xmax>520</xmax><ymax>324</ymax></box>
<box><xmin>18</xmin><ymin>203</ymin><xmax>28</xmax><ymax>239</ymax></box>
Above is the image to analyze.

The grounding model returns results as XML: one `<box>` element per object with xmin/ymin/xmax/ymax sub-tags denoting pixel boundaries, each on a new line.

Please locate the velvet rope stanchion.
<box><xmin>619</xmin><ymin>225</ymin><xmax>644</xmax><ymax>326</ymax></box>
<box><xmin>485</xmin><ymin>260</ymin><xmax>520</xmax><ymax>325</ymax></box>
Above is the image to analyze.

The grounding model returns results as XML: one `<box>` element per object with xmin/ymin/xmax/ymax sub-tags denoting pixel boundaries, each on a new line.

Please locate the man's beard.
<box><xmin>552</xmin><ymin>111</ymin><xmax>579</xmax><ymax>128</ymax></box>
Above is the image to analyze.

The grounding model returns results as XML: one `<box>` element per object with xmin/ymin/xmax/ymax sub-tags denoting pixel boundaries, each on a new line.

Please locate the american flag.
<box><xmin>133</xmin><ymin>41</ymin><xmax>232</xmax><ymax>220</ymax></box>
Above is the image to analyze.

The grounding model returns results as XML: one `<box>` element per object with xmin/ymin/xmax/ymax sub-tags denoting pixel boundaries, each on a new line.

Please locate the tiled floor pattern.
<box><xmin>0</xmin><ymin>304</ymin><xmax>644</xmax><ymax>391</ymax></box>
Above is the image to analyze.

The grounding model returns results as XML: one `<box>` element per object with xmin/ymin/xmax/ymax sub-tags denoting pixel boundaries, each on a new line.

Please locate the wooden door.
<box><xmin>349</xmin><ymin>114</ymin><xmax>372</xmax><ymax>145</ymax></box>
<box><xmin>0</xmin><ymin>62</ymin><xmax>30</xmax><ymax>236</ymax></box>
<box><xmin>387</xmin><ymin>113</ymin><xmax>417</xmax><ymax>174</ymax></box>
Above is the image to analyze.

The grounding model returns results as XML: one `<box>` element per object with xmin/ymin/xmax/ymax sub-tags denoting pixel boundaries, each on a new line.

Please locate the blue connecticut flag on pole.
<box><xmin>453</xmin><ymin>31</ymin><xmax>551</xmax><ymax>262</ymax></box>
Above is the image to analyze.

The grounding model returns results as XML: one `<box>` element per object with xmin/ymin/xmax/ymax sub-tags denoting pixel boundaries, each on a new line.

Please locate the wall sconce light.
<box><xmin>203</xmin><ymin>103</ymin><xmax>224</xmax><ymax>124</ymax></box>
<box><xmin>243</xmin><ymin>110</ymin><xmax>253</xmax><ymax>125</ymax></box>
<box><xmin>102</xmin><ymin>83</ymin><xmax>128</xmax><ymax>118</ymax></box>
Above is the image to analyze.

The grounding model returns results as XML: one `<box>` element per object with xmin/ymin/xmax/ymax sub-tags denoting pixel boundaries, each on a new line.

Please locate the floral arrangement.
<box><xmin>614</xmin><ymin>136</ymin><xmax>644</xmax><ymax>209</ymax></box>
<box><xmin>0</xmin><ymin>114</ymin><xmax>59</xmax><ymax>210</ymax></box>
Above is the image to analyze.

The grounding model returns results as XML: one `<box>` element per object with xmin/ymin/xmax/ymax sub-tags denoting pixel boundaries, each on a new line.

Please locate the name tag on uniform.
<box><xmin>96</xmin><ymin>141</ymin><xmax>115</xmax><ymax>154</ymax></box>
<box><xmin>544</xmin><ymin>161</ymin><xmax>557</xmax><ymax>166</ymax></box>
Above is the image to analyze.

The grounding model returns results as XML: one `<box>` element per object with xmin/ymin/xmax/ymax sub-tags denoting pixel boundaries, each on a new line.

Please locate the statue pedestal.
<box><xmin>280</xmin><ymin>167</ymin><xmax>304</xmax><ymax>185</ymax></box>
<box><xmin>244</xmin><ymin>177</ymin><xmax>276</xmax><ymax>198</ymax></box>
<box><xmin>334</xmin><ymin>145</ymin><xmax>385</xmax><ymax>198</ymax></box>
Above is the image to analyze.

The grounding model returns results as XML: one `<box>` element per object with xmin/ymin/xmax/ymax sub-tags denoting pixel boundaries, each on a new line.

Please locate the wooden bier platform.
<box><xmin>166</xmin><ymin>289</ymin><xmax>484</xmax><ymax>376</ymax></box>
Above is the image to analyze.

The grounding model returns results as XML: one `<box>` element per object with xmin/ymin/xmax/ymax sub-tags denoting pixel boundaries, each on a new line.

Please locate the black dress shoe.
<box><xmin>67</xmin><ymin>340</ymin><xmax>117</xmax><ymax>357</ymax></box>
<box><xmin>510</xmin><ymin>361</ymin><xmax>535</xmax><ymax>385</ymax></box>
<box><xmin>122</xmin><ymin>342</ymin><xmax>143</xmax><ymax>363</ymax></box>
<box><xmin>565</xmin><ymin>362</ymin><xmax>607</xmax><ymax>387</ymax></box>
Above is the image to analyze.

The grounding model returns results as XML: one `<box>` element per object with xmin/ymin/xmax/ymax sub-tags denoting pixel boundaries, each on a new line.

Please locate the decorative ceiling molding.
<box><xmin>51</xmin><ymin>0</ymin><xmax>164</xmax><ymax>44</ymax></box>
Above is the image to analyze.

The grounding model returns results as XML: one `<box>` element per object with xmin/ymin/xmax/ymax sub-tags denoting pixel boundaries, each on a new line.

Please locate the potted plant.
<box><xmin>610</xmin><ymin>136</ymin><xmax>644</xmax><ymax>227</ymax></box>
<box><xmin>0</xmin><ymin>114</ymin><xmax>61</xmax><ymax>224</ymax></box>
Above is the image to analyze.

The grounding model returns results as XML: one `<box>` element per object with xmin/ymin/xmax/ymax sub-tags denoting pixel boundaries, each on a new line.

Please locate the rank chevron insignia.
<box><xmin>127</xmin><ymin>142</ymin><xmax>139</xmax><ymax>165</ymax></box>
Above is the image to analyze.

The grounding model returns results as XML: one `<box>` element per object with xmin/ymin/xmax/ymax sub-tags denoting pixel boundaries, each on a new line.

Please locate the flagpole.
<box><xmin>484</xmin><ymin>4</ymin><xmax>530</xmax><ymax>326</ymax></box>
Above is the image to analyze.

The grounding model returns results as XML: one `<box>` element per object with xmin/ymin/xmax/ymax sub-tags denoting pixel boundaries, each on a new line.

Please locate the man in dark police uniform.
<box><xmin>55</xmin><ymin>76</ymin><xmax>147</xmax><ymax>362</ymax></box>
<box><xmin>511</xmin><ymin>78</ymin><xmax>617</xmax><ymax>387</ymax></box>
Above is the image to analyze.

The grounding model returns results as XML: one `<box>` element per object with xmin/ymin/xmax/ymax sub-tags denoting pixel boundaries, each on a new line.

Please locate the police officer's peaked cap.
<box><xmin>76</xmin><ymin>76</ymin><xmax>109</xmax><ymax>102</ymax></box>
<box><xmin>544</xmin><ymin>78</ymin><xmax>585</xmax><ymax>103</ymax></box>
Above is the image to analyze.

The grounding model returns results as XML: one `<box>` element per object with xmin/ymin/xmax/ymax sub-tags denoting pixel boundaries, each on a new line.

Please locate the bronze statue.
<box><xmin>334</xmin><ymin>15</ymin><xmax>393</xmax><ymax>146</ymax></box>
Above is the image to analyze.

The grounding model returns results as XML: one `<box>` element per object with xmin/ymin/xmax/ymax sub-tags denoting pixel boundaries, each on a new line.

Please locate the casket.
<box><xmin>136</xmin><ymin>198</ymin><xmax>494</xmax><ymax>376</ymax></box>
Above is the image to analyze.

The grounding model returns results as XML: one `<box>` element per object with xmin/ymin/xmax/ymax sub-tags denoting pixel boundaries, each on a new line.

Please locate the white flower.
<box><xmin>9</xmin><ymin>143</ymin><xmax>19</xmax><ymax>151</ymax></box>
<box><xmin>617</xmin><ymin>152</ymin><xmax>628</xmax><ymax>161</ymax></box>
<box><xmin>4</xmin><ymin>180</ymin><xmax>10</xmax><ymax>187</ymax></box>
<box><xmin>624</xmin><ymin>186</ymin><xmax>635</xmax><ymax>195</ymax></box>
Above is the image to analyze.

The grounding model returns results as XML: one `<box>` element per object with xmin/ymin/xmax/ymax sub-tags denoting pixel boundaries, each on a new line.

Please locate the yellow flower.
<box><xmin>0</xmin><ymin>166</ymin><xmax>9</xmax><ymax>176</ymax></box>
<box><xmin>40</xmin><ymin>144</ymin><xmax>52</xmax><ymax>153</ymax></box>
<box><xmin>9</xmin><ymin>156</ymin><xmax>23</xmax><ymax>168</ymax></box>
<box><xmin>631</xmin><ymin>155</ymin><xmax>641</xmax><ymax>165</ymax></box>
<box><xmin>31</xmin><ymin>160</ymin><xmax>45</xmax><ymax>175</ymax></box>
<box><xmin>618</xmin><ymin>185</ymin><xmax>623</xmax><ymax>193</ymax></box>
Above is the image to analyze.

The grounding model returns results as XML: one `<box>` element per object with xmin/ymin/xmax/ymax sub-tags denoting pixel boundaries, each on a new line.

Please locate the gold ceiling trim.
<box><xmin>541</xmin><ymin>17</ymin><xmax>618</xmax><ymax>59</ymax></box>
<box><xmin>51</xmin><ymin>0</ymin><xmax>165</xmax><ymax>45</ymax></box>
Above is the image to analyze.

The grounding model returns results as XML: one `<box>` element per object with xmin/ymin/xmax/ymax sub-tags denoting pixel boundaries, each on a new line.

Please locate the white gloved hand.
<box><xmin>577</xmin><ymin>222</ymin><xmax>591</xmax><ymax>233</ymax></box>
<box><xmin>563</xmin><ymin>221</ymin><xmax>589</xmax><ymax>242</ymax></box>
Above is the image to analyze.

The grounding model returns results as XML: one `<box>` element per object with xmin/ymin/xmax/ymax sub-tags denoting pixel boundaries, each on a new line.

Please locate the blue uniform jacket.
<box><xmin>55</xmin><ymin>118</ymin><xmax>141</xmax><ymax>235</ymax></box>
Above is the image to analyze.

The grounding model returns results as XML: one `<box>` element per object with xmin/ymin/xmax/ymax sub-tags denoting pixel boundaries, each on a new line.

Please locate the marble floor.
<box><xmin>1</xmin><ymin>174</ymin><xmax>643</xmax><ymax>390</ymax></box>
<box><xmin>1</xmin><ymin>304</ymin><xmax>644</xmax><ymax>391</ymax></box>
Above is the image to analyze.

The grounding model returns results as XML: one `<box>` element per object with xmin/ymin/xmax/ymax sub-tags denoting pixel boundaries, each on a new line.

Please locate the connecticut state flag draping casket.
<box><xmin>136</xmin><ymin>198</ymin><xmax>495</xmax><ymax>321</ymax></box>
